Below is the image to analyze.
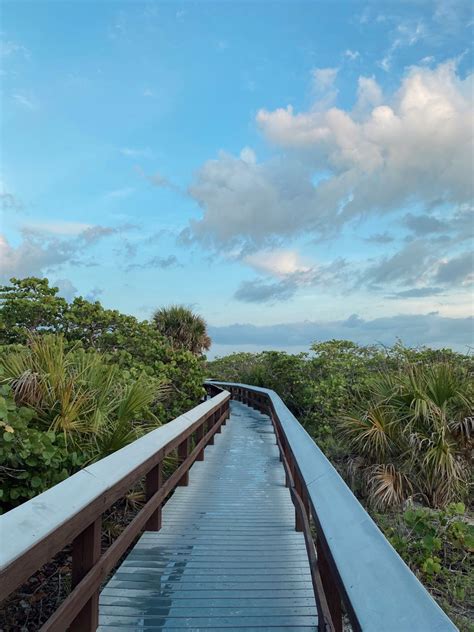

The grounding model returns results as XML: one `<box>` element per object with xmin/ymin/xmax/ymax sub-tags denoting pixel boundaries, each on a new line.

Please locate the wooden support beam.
<box><xmin>195</xmin><ymin>425</ymin><xmax>204</xmax><ymax>460</ymax></box>
<box><xmin>70</xmin><ymin>518</ymin><xmax>101</xmax><ymax>632</ymax></box>
<box><xmin>178</xmin><ymin>438</ymin><xmax>190</xmax><ymax>486</ymax></box>
<box><xmin>317</xmin><ymin>539</ymin><xmax>343</xmax><ymax>632</ymax></box>
<box><xmin>145</xmin><ymin>463</ymin><xmax>162</xmax><ymax>531</ymax></box>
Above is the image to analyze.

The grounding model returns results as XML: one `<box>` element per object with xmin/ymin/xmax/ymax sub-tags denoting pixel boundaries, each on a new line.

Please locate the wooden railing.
<box><xmin>208</xmin><ymin>381</ymin><xmax>458</xmax><ymax>632</ymax></box>
<box><xmin>0</xmin><ymin>390</ymin><xmax>230</xmax><ymax>631</ymax></box>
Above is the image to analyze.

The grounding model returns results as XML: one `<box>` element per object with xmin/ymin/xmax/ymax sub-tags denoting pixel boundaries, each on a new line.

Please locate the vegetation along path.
<box><xmin>98</xmin><ymin>400</ymin><xmax>318</xmax><ymax>631</ymax></box>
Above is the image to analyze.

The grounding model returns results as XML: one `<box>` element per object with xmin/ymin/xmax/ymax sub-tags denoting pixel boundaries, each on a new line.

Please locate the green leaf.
<box><xmin>30</xmin><ymin>476</ymin><xmax>42</xmax><ymax>488</ymax></box>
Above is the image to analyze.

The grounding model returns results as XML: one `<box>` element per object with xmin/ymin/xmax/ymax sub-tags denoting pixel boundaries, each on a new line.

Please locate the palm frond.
<box><xmin>366</xmin><ymin>463</ymin><xmax>413</xmax><ymax>509</ymax></box>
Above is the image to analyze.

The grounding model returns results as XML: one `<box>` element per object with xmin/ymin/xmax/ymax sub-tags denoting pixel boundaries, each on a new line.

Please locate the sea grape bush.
<box><xmin>0</xmin><ymin>277</ymin><xmax>207</xmax><ymax>511</ymax></box>
<box><xmin>376</xmin><ymin>504</ymin><xmax>474</xmax><ymax>630</ymax></box>
<box><xmin>0</xmin><ymin>385</ymin><xmax>72</xmax><ymax>507</ymax></box>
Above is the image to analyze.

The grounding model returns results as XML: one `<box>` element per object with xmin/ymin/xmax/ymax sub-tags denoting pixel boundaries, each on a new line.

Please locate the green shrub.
<box><xmin>0</xmin><ymin>384</ymin><xmax>72</xmax><ymax>510</ymax></box>
<box><xmin>376</xmin><ymin>504</ymin><xmax>474</xmax><ymax>630</ymax></box>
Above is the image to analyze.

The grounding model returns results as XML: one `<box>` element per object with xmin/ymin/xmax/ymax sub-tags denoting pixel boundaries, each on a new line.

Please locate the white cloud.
<box><xmin>0</xmin><ymin>233</ymin><xmax>75</xmax><ymax>279</ymax></box>
<box><xmin>12</xmin><ymin>93</ymin><xmax>37</xmax><ymax>110</ymax></box>
<box><xmin>377</xmin><ymin>20</ymin><xmax>426</xmax><ymax>72</ymax></box>
<box><xmin>344</xmin><ymin>49</ymin><xmax>360</xmax><ymax>61</ymax></box>
<box><xmin>244</xmin><ymin>249</ymin><xmax>311</xmax><ymax>277</ymax></box>
<box><xmin>312</xmin><ymin>67</ymin><xmax>338</xmax><ymax>92</ymax></box>
<box><xmin>257</xmin><ymin>61</ymin><xmax>473</xmax><ymax>219</ymax></box>
<box><xmin>0</xmin><ymin>224</ymin><xmax>134</xmax><ymax>280</ymax></box>
<box><xmin>22</xmin><ymin>221</ymin><xmax>93</xmax><ymax>236</ymax></box>
<box><xmin>240</xmin><ymin>147</ymin><xmax>257</xmax><ymax>165</ymax></box>
<box><xmin>234</xmin><ymin>255</ymin><xmax>348</xmax><ymax>303</ymax></box>
<box><xmin>105</xmin><ymin>187</ymin><xmax>135</xmax><ymax>199</ymax></box>
<box><xmin>120</xmin><ymin>147</ymin><xmax>152</xmax><ymax>159</ymax></box>
<box><xmin>187</xmin><ymin>62</ymin><xmax>472</xmax><ymax>254</ymax></box>
<box><xmin>354</xmin><ymin>76</ymin><xmax>383</xmax><ymax>115</ymax></box>
<box><xmin>184</xmin><ymin>151</ymin><xmax>321</xmax><ymax>249</ymax></box>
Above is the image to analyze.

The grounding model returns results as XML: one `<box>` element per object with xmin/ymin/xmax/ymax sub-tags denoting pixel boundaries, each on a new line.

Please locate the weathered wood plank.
<box><xmin>98</xmin><ymin>401</ymin><xmax>317</xmax><ymax>630</ymax></box>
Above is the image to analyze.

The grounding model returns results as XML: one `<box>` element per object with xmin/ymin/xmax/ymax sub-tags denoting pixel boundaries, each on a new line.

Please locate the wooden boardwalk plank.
<box><xmin>98</xmin><ymin>401</ymin><xmax>317</xmax><ymax>631</ymax></box>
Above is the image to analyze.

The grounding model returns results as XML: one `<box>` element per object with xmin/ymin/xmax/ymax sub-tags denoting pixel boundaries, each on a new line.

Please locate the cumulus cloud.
<box><xmin>184</xmin><ymin>152</ymin><xmax>322</xmax><ymax>250</ymax></box>
<box><xmin>209</xmin><ymin>312</ymin><xmax>473</xmax><ymax>354</ymax></box>
<box><xmin>187</xmin><ymin>62</ymin><xmax>473</xmax><ymax>253</ymax></box>
<box><xmin>258</xmin><ymin>61</ymin><xmax>472</xmax><ymax>214</ymax></box>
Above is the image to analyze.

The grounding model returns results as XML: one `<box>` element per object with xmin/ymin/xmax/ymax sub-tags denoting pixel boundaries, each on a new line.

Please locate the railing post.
<box><xmin>208</xmin><ymin>412</ymin><xmax>215</xmax><ymax>445</ymax></box>
<box><xmin>70</xmin><ymin>517</ymin><xmax>101</xmax><ymax>632</ymax></box>
<box><xmin>178</xmin><ymin>437</ymin><xmax>190</xmax><ymax>486</ymax></box>
<box><xmin>195</xmin><ymin>424</ymin><xmax>204</xmax><ymax>460</ymax></box>
<box><xmin>294</xmin><ymin>470</ymin><xmax>303</xmax><ymax>532</ymax></box>
<box><xmin>317</xmin><ymin>539</ymin><xmax>343</xmax><ymax>632</ymax></box>
<box><xmin>145</xmin><ymin>463</ymin><xmax>162</xmax><ymax>531</ymax></box>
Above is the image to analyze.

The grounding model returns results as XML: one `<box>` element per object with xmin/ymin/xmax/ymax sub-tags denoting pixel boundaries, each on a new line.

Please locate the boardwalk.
<box><xmin>1</xmin><ymin>384</ymin><xmax>456</xmax><ymax>632</ymax></box>
<box><xmin>98</xmin><ymin>400</ymin><xmax>318</xmax><ymax>631</ymax></box>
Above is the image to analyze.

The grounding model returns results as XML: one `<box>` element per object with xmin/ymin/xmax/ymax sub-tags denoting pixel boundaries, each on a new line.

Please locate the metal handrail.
<box><xmin>208</xmin><ymin>381</ymin><xmax>457</xmax><ymax>632</ymax></box>
<box><xmin>0</xmin><ymin>391</ymin><xmax>230</xmax><ymax>631</ymax></box>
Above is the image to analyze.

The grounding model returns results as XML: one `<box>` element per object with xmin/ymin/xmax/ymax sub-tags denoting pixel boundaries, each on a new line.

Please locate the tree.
<box><xmin>0</xmin><ymin>278</ymin><xmax>206</xmax><ymax>420</ymax></box>
<box><xmin>0</xmin><ymin>277</ymin><xmax>67</xmax><ymax>343</ymax></box>
<box><xmin>153</xmin><ymin>305</ymin><xmax>211</xmax><ymax>356</ymax></box>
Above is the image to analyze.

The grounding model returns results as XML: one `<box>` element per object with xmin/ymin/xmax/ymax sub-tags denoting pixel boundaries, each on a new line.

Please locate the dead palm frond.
<box><xmin>366</xmin><ymin>463</ymin><xmax>413</xmax><ymax>510</ymax></box>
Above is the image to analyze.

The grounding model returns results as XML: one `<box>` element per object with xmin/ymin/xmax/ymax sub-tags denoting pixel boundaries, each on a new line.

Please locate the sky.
<box><xmin>1</xmin><ymin>0</ymin><xmax>473</xmax><ymax>357</ymax></box>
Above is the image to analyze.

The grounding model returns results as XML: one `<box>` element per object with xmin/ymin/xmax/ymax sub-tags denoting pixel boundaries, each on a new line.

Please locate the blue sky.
<box><xmin>1</xmin><ymin>0</ymin><xmax>473</xmax><ymax>356</ymax></box>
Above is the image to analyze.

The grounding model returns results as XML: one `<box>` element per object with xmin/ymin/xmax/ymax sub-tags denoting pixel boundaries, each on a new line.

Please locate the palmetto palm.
<box><xmin>339</xmin><ymin>362</ymin><xmax>472</xmax><ymax>509</ymax></box>
<box><xmin>153</xmin><ymin>305</ymin><xmax>211</xmax><ymax>356</ymax></box>
<box><xmin>0</xmin><ymin>334</ymin><xmax>164</xmax><ymax>460</ymax></box>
